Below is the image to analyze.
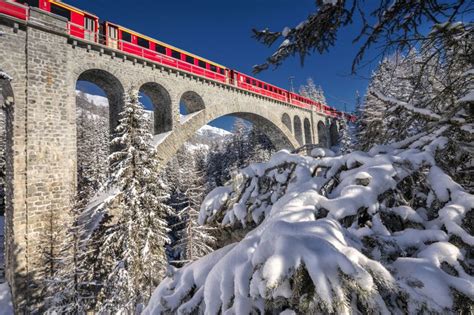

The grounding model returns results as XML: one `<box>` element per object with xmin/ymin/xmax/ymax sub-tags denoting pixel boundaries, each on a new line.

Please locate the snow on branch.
<box><xmin>371</xmin><ymin>90</ymin><xmax>441</xmax><ymax>121</ymax></box>
<box><xmin>145</xmin><ymin>140</ymin><xmax>474</xmax><ymax>314</ymax></box>
<box><xmin>0</xmin><ymin>70</ymin><xmax>12</xmax><ymax>81</ymax></box>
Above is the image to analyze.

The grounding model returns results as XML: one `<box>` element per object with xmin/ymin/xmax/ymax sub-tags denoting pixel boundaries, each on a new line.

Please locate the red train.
<box><xmin>0</xmin><ymin>0</ymin><xmax>356</xmax><ymax>122</ymax></box>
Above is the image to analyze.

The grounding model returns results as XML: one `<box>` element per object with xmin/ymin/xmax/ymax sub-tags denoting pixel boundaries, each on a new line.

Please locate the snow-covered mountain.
<box><xmin>75</xmin><ymin>90</ymin><xmax>109</xmax><ymax>107</ymax></box>
<box><xmin>186</xmin><ymin>125</ymin><xmax>231</xmax><ymax>152</ymax></box>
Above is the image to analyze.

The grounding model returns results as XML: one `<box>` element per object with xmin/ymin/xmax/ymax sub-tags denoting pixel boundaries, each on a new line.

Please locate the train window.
<box><xmin>27</xmin><ymin>0</ymin><xmax>40</xmax><ymax>8</ymax></box>
<box><xmin>50</xmin><ymin>3</ymin><xmax>71</xmax><ymax>21</ymax></box>
<box><xmin>198</xmin><ymin>60</ymin><xmax>206</xmax><ymax>69</ymax></box>
<box><xmin>84</xmin><ymin>17</ymin><xmax>95</xmax><ymax>42</ymax></box>
<box><xmin>155</xmin><ymin>44</ymin><xmax>166</xmax><ymax>55</ymax></box>
<box><xmin>210</xmin><ymin>65</ymin><xmax>217</xmax><ymax>72</ymax></box>
<box><xmin>252</xmin><ymin>79</ymin><xmax>256</xmax><ymax>86</ymax></box>
<box><xmin>121</xmin><ymin>31</ymin><xmax>132</xmax><ymax>42</ymax></box>
<box><xmin>246</xmin><ymin>78</ymin><xmax>250</xmax><ymax>84</ymax></box>
<box><xmin>264</xmin><ymin>84</ymin><xmax>268</xmax><ymax>90</ymax></box>
<box><xmin>185</xmin><ymin>55</ymin><xmax>194</xmax><ymax>64</ymax></box>
<box><xmin>137</xmin><ymin>37</ymin><xmax>149</xmax><ymax>48</ymax></box>
<box><xmin>171</xmin><ymin>50</ymin><xmax>181</xmax><ymax>59</ymax></box>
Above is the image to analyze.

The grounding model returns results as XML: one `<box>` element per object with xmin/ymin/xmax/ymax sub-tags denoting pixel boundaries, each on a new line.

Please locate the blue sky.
<box><xmin>72</xmin><ymin>0</ymin><xmax>381</xmax><ymax>130</ymax></box>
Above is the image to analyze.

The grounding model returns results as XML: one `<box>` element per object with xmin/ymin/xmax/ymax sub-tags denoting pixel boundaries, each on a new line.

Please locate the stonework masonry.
<box><xmin>0</xmin><ymin>9</ymin><xmax>340</xmax><ymax>312</ymax></box>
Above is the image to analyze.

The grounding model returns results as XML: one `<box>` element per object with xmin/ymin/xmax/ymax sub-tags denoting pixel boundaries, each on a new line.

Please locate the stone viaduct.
<box><xmin>0</xmin><ymin>8</ymin><xmax>341</xmax><ymax>311</ymax></box>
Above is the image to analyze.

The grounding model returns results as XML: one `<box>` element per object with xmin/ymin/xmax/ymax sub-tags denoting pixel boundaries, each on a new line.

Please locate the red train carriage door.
<box><xmin>107</xmin><ymin>24</ymin><xmax>118</xmax><ymax>49</ymax></box>
<box><xmin>84</xmin><ymin>15</ymin><xmax>95</xmax><ymax>42</ymax></box>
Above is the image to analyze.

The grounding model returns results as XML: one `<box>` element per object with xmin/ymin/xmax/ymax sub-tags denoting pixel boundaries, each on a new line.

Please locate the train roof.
<box><xmin>50</xmin><ymin>0</ymin><xmax>98</xmax><ymax>18</ymax></box>
<box><xmin>105</xmin><ymin>22</ymin><xmax>227</xmax><ymax>70</ymax></box>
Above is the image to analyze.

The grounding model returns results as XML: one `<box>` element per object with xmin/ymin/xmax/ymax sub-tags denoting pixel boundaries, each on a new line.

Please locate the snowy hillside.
<box><xmin>145</xmin><ymin>135</ymin><xmax>474</xmax><ymax>314</ymax></box>
<box><xmin>187</xmin><ymin>125</ymin><xmax>231</xmax><ymax>151</ymax></box>
<box><xmin>75</xmin><ymin>90</ymin><xmax>109</xmax><ymax>107</ymax></box>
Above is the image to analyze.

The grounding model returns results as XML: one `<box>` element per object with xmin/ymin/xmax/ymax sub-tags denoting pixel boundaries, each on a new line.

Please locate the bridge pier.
<box><xmin>1</xmin><ymin>9</ymin><xmax>77</xmax><ymax>311</ymax></box>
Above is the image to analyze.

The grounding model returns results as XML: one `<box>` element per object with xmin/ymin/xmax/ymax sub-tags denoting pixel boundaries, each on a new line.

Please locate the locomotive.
<box><xmin>0</xmin><ymin>0</ymin><xmax>356</xmax><ymax>122</ymax></box>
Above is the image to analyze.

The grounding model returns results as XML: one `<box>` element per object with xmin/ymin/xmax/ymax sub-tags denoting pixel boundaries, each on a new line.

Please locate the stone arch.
<box><xmin>303</xmin><ymin>118</ymin><xmax>312</xmax><ymax>144</ymax></box>
<box><xmin>76</xmin><ymin>69</ymin><xmax>124</xmax><ymax>132</ymax></box>
<box><xmin>317</xmin><ymin>121</ymin><xmax>328</xmax><ymax>147</ymax></box>
<box><xmin>152</xmin><ymin>106</ymin><xmax>299</xmax><ymax>166</ymax></box>
<box><xmin>139</xmin><ymin>82</ymin><xmax>172</xmax><ymax>134</ymax></box>
<box><xmin>330</xmin><ymin>121</ymin><xmax>339</xmax><ymax>146</ymax></box>
<box><xmin>293</xmin><ymin>115</ymin><xmax>303</xmax><ymax>146</ymax></box>
<box><xmin>180</xmin><ymin>90</ymin><xmax>205</xmax><ymax>117</ymax></box>
<box><xmin>281</xmin><ymin>113</ymin><xmax>291</xmax><ymax>131</ymax></box>
<box><xmin>233</xmin><ymin>112</ymin><xmax>295</xmax><ymax>150</ymax></box>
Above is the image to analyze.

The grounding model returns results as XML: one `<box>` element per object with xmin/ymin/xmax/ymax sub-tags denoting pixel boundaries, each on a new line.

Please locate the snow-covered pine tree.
<box><xmin>165</xmin><ymin>148</ymin><xmax>194</xmax><ymax>262</ymax></box>
<box><xmin>227</xmin><ymin>118</ymin><xmax>250</xmax><ymax>174</ymax></box>
<box><xmin>145</xmin><ymin>139</ymin><xmax>474</xmax><ymax>314</ymax></box>
<box><xmin>76</xmin><ymin>92</ymin><xmax>109</xmax><ymax>196</ymax></box>
<box><xmin>44</xmin><ymin>189</ymin><xmax>94</xmax><ymax>314</ymax></box>
<box><xmin>95</xmin><ymin>89</ymin><xmax>170</xmax><ymax>313</ymax></box>
<box><xmin>358</xmin><ymin>27</ymin><xmax>473</xmax><ymax>188</ymax></box>
<box><xmin>205</xmin><ymin>120</ymin><xmax>277</xmax><ymax>190</ymax></box>
<box><xmin>356</xmin><ymin>58</ymin><xmax>394</xmax><ymax>150</ymax></box>
<box><xmin>299</xmin><ymin>77</ymin><xmax>326</xmax><ymax>104</ymax></box>
<box><xmin>246</xmin><ymin>125</ymin><xmax>275</xmax><ymax>164</ymax></box>
<box><xmin>173</xmin><ymin>158</ymin><xmax>215</xmax><ymax>265</ymax></box>
<box><xmin>351</xmin><ymin>90</ymin><xmax>362</xmax><ymax>148</ymax></box>
<box><xmin>337</xmin><ymin>118</ymin><xmax>351</xmax><ymax>154</ymax></box>
<box><xmin>357</xmin><ymin>53</ymin><xmax>422</xmax><ymax>151</ymax></box>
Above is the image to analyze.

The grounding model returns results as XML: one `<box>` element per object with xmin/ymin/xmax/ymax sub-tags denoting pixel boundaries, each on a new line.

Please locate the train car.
<box><xmin>10</xmin><ymin>0</ymin><xmax>99</xmax><ymax>41</ymax></box>
<box><xmin>235</xmin><ymin>71</ymin><xmax>288</xmax><ymax>102</ymax></box>
<box><xmin>288</xmin><ymin>92</ymin><xmax>317</xmax><ymax>110</ymax></box>
<box><xmin>101</xmin><ymin>22</ymin><xmax>227</xmax><ymax>83</ymax></box>
<box><xmin>0</xmin><ymin>0</ymin><xmax>28</xmax><ymax>20</ymax></box>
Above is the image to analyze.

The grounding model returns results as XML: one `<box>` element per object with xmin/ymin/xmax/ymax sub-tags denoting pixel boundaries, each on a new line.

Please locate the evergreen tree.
<box><xmin>356</xmin><ymin>58</ymin><xmax>393</xmax><ymax>150</ymax></box>
<box><xmin>44</xmin><ymin>191</ymin><xmax>94</xmax><ymax>314</ymax></box>
<box><xmin>173</xmin><ymin>160</ymin><xmax>215</xmax><ymax>265</ymax></box>
<box><xmin>246</xmin><ymin>126</ymin><xmax>275</xmax><ymax>163</ymax></box>
<box><xmin>338</xmin><ymin>118</ymin><xmax>352</xmax><ymax>154</ymax></box>
<box><xmin>76</xmin><ymin>92</ymin><xmax>109</xmax><ymax>195</ymax></box>
<box><xmin>206</xmin><ymin>120</ymin><xmax>276</xmax><ymax>188</ymax></box>
<box><xmin>96</xmin><ymin>89</ymin><xmax>170</xmax><ymax>313</ymax></box>
<box><xmin>299</xmin><ymin>77</ymin><xmax>326</xmax><ymax>104</ymax></box>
